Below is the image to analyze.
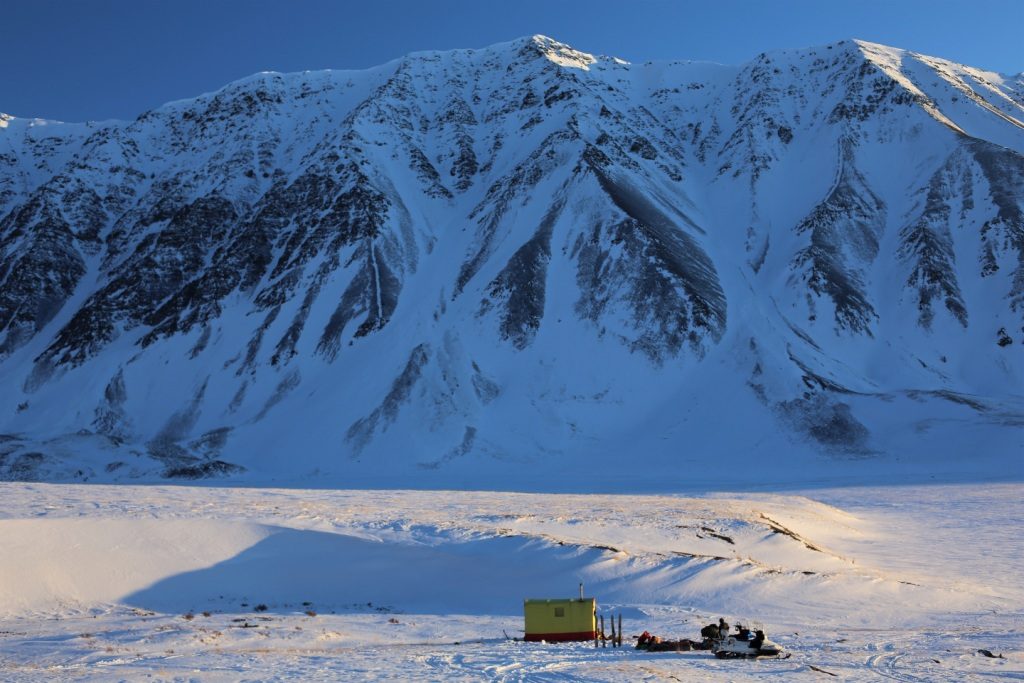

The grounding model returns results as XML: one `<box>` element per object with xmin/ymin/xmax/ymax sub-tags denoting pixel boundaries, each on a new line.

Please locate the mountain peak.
<box><xmin>520</xmin><ymin>34</ymin><xmax>599</xmax><ymax>70</ymax></box>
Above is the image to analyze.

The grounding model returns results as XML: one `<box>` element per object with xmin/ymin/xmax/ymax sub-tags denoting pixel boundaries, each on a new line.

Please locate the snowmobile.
<box><xmin>712</xmin><ymin>630</ymin><xmax>785</xmax><ymax>659</ymax></box>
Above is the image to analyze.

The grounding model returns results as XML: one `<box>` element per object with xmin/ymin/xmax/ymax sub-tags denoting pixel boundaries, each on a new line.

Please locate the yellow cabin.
<box><xmin>523</xmin><ymin>597</ymin><xmax>597</xmax><ymax>642</ymax></box>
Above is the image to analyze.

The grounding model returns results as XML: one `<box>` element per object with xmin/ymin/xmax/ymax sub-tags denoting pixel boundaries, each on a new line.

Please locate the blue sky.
<box><xmin>5</xmin><ymin>0</ymin><xmax>1022</xmax><ymax>122</ymax></box>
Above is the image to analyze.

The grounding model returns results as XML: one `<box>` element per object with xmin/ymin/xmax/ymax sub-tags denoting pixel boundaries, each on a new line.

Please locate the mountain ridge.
<box><xmin>0</xmin><ymin>35</ymin><xmax>1021</xmax><ymax>488</ymax></box>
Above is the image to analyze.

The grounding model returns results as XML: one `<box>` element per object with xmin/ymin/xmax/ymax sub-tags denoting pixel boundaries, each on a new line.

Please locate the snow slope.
<box><xmin>0</xmin><ymin>482</ymin><xmax>1020</xmax><ymax>680</ymax></box>
<box><xmin>0</xmin><ymin>36</ymin><xmax>1022</xmax><ymax>486</ymax></box>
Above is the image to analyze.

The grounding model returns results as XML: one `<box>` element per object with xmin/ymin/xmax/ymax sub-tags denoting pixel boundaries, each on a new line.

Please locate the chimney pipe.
<box><xmin>579</xmin><ymin>582</ymin><xmax>584</xmax><ymax>600</ymax></box>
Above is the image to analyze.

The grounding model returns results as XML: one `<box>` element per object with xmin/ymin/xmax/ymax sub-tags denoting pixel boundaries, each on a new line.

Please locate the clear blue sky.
<box><xmin>5</xmin><ymin>0</ymin><xmax>1022</xmax><ymax>122</ymax></box>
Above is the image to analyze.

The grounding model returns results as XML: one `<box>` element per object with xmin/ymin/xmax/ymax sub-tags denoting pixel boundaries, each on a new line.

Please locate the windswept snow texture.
<box><xmin>0</xmin><ymin>483</ymin><xmax>1021</xmax><ymax>681</ymax></box>
<box><xmin>1</xmin><ymin>36</ymin><xmax>1023</xmax><ymax>485</ymax></box>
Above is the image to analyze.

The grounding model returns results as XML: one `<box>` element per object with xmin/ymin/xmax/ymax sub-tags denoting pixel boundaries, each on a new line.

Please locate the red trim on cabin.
<box><xmin>524</xmin><ymin>631</ymin><xmax>597</xmax><ymax>642</ymax></box>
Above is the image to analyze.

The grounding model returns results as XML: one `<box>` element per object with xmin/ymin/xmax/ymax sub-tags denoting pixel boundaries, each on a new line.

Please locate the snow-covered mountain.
<box><xmin>1</xmin><ymin>36</ymin><xmax>1021</xmax><ymax>487</ymax></box>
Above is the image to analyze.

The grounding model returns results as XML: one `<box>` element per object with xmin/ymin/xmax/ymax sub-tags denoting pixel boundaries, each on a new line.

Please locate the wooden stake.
<box><xmin>600</xmin><ymin>615</ymin><xmax>605</xmax><ymax>647</ymax></box>
<box><xmin>618</xmin><ymin>613</ymin><xmax>623</xmax><ymax>647</ymax></box>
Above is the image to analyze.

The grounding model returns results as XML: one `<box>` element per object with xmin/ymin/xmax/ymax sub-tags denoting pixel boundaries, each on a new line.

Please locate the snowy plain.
<box><xmin>0</xmin><ymin>481</ymin><xmax>1021</xmax><ymax>681</ymax></box>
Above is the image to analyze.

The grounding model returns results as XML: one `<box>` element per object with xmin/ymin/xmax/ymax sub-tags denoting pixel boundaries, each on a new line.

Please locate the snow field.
<box><xmin>0</xmin><ymin>482</ymin><xmax>1021</xmax><ymax>680</ymax></box>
